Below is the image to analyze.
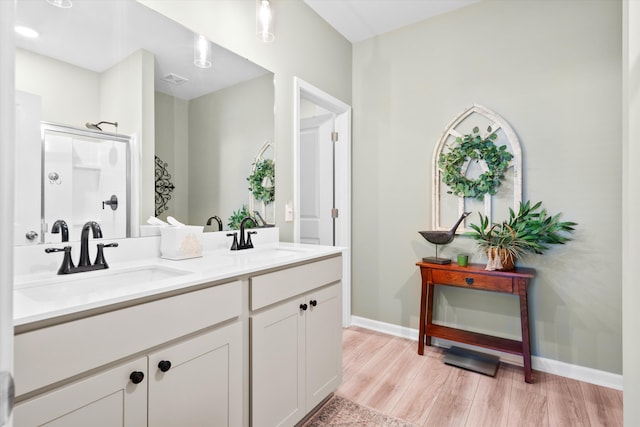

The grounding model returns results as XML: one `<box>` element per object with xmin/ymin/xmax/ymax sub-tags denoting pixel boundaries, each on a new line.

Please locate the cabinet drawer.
<box><xmin>431</xmin><ymin>270</ymin><xmax>513</xmax><ymax>293</ymax></box>
<box><xmin>15</xmin><ymin>281</ymin><xmax>241</xmax><ymax>397</ymax></box>
<box><xmin>250</xmin><ymin>256</ymin><xmax>342</xmax><ymax>311</ymax></box>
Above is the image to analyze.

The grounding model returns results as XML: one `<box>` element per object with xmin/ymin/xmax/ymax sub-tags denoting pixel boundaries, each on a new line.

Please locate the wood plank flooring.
<box><xmin>336</xmin><ymin>327</ymin><xmax>623</xmax><ymax>426</ymax></box>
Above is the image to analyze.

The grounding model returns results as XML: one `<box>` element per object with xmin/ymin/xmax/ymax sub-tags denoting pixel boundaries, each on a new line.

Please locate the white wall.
<box><xmin>623</xmin><ymin>0</ymin><xmax>639</xmax><ymax>422</ymax></box>
<box><xmin>15</xmin><ymin>48</ymin><xmax>100</xmax><ymax>126</ymax></box>
<box><xmin>352</xmin><ymin>0</ymin><xmax>622</xmax><ymax>374</ymax></box>
<box><xmin>100</xmin><ymin>49</ymin><xmax>155</xmax><ymax>223</ymax></box>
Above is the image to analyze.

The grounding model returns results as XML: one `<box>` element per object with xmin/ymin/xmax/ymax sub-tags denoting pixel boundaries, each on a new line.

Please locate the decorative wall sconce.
<box><xmin>256</xmin><ymin>0</ymin><xmax>274</xmax><ymax>43</ymax></box>
<box><xmin>194</xmin><ymin>34</ymin><xmax>212</xmax><ymax>68</ymax></box>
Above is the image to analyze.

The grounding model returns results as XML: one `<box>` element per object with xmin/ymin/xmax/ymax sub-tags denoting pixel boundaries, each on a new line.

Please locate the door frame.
<box><xmin>293</xmin><ymin>77</ymin><xmax>352</xmax><ymax>326</ymax></box>
<box><xmin>0</xmin><ymin>1</ymin><xmax>15</xmax><ymax>426</ymax></box>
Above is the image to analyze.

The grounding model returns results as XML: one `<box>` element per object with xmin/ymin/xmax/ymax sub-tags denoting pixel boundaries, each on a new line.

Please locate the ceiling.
<box><xmin>303</xmin><ymin>0</ymin><xmax>480</xmax><ymax>43</ymax></box>
<box><xmin>14</xmin><ymin>0</ymin><xmax>269</xmax><ymax>100</ymax></box>
<box><xmin>14</xmin><ymin>0</ymin><xmax>479</xmax><ymax>100</ymax></box>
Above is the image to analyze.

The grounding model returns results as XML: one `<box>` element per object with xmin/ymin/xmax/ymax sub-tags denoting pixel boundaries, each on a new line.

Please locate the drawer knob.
<box><xmin>465</xmin><ymin>277</ymin><xmax>474</xmax><ymax>285</ymax></box>
<box><xmin>309</xmin><ymin>300</ymin><xmax>317</xmax><ymax>307</ymax></box>
<box><xmin>129</xmin><ymin>371</ymin><xmax>144</xmax><ymax>384</ymax></box>
<box><xmin>300</xmin><ymin>303</ymin><xmax>308</xmax><ymax>311</ymax></box>
<box><xmin>158</xmin><ymin>360</ymin><xmax>172</xmax><ymax>372</ymax></box>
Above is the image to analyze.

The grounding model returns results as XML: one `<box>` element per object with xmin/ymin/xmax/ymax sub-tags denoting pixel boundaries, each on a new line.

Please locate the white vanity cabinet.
<box><xmin>14</xmin><ymin>281</ymin><xmax>243</xmax><ymax>427</ymax></box>
<box><xmin>148</xmin><ymin>322</ymin><xmax>242</xmax><ymax>427</ymax></box>
<box><xmin>13</xmin><ymin>357</ymin><xmax>148</xmax><ymax>426</ymax></box>
<box><xmin>250</xmin><ymin>256</ymin><xmax>342</xmax><ymax>427</ymax></box>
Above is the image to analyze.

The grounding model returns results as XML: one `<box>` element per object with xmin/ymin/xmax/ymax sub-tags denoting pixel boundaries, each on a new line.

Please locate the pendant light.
<box><xmin>194</xmin><ymin>34</ymin><xmax>212</xmax><ymax>69</ymax></box>
<box><xmin>256</xmin><ymin>0</ymin><xmax>274</xmax><ymax>43</ymax></box>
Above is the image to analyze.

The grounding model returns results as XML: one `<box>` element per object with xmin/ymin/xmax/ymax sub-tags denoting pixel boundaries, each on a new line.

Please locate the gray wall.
<box><xmin>352</xmin><ymin>0</ymin><xmax>622</xmax><ymax>374</ymax></box>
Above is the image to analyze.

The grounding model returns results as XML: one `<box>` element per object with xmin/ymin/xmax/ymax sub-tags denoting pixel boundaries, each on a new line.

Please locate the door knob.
<box><xmin>309</xmin><ymin>300</ymin><xmax>317</xmax><ymax>307</ymax></box>
<box><xmin>25</xmin><ymin>230</ymin><xmax>38</xmax><ymax>241</ymax></box>
<box><xmin>299</xmin><ymin>303</ymin><xmax>308</xmax><ymax>311</ymax></box>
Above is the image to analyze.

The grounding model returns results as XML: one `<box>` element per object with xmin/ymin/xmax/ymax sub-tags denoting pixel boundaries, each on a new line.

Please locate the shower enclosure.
<box><xmin>40</xmin><ymin>122</ymin><xmax>132</xmax><ymax>243</ymax></box>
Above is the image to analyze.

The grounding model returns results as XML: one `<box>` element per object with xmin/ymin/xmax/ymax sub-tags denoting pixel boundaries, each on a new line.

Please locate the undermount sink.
<box><xmin>15</xmin><ymin>265</ymin><xmax>193</xmax><ymax>303</ymax></box>
<box><xmin>224</xmin><ymin>246</ymin><xmax>311</xmax><ymax>262</ymax></box>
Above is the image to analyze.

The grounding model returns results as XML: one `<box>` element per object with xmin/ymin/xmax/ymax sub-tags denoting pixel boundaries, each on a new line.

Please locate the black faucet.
<box><xmin>226</xmin><ymin>217</ymin><xmax>258</xmax><ymax>251</ymax></box>
<box><xmin>238</xmin><ymin>217</ymin><xmax>257</xmax><ymax>250</ymax></box>
<box><xmin>45</xmin><ymin>220</ymin><xmax>118</xmax><ymax>274</ymax></box>
<box><xmin>79</xmin><ymin>221</ymin><xmax>103</xmax><ymax>267</ymax></box>
<box><xmin>51</xmin><ymin>219</ymin><xmax>69</xmax><ymax>242</ymax></box>
<box><xmin>206</xmin><ymin>215</ymin><xmax>223</xmax><ymax>231</ymax></box>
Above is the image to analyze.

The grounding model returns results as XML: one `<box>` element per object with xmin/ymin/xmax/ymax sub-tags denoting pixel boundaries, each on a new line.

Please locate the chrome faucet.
<box><xmin>45</xmin><ymin>220</ymin><xmax>118</xmax><ymax>274</ymax></box>
<box><xmin>51</xmin><ymin>219</ymin><xmax>69</xmax><ymax>242</ymax></box>
<box><xmin>206</xmin><ymin>215</ymin><xmax>223</xmax><ymax>231</ymax></box>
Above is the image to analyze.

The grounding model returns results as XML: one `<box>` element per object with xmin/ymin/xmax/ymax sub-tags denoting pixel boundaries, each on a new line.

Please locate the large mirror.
<box><xmin>14</xmin><ymin>0</ymin><xmax>275</xmax><ymax>245</ymax></box>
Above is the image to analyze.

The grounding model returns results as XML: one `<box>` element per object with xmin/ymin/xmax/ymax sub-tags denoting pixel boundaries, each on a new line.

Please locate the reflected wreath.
<box><xmin>438</xmin><ymin>126</ymin><xmax>513</xmax><ymax>201</ymax></box>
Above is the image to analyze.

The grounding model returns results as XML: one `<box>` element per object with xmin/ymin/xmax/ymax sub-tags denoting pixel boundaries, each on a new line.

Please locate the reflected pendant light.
<box><xmin>46</xmin><ymin>0</ymin><xmax>73</xmax><ymax>8</ymax></box>
<box><xmin>256</xmin><ymin>0</ymin><xmax>274</xmax><ymax>43</ymax></box>
<box><xmin>194</xmin><ymin>34</ymin><xmax>212</xmax><ymax>69</ymax></box>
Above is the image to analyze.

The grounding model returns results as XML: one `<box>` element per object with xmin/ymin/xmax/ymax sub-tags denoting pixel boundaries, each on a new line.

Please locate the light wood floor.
<box><xmin>336</xmin><ymin>327</ymin><xmax>623</xmax><ymax>427</ymax></box>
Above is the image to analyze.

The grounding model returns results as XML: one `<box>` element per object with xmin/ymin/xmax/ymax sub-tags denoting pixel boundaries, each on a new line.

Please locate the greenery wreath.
<box><xmin>438</xmin><ymin>126</ymin><xmax>513</xmax><ymax>201</ymax></box>
<box><xmin>247</xmin><ymin>158</ymin><xmax>275</xmax><ymax>203</ymax></box>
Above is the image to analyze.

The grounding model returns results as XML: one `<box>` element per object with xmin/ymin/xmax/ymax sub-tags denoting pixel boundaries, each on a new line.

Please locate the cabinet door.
<box><xmin>251</xmin><ymin>297</ymin><xmax>305</xmax><ymax>427</ymax></box>
<box><xmin>305</xmin><ymin>283</ymin><xmax>342</xmax><ymax>409</ymax></box>
<box><xmin>13</xmin><ymin>358</ymin><xmax>146</xmax><ymax>427</ymax></box>
<box><xmin>148</xmin><ymin>322</ymin><xmax>243</xmax><ymax>427</ymax></box>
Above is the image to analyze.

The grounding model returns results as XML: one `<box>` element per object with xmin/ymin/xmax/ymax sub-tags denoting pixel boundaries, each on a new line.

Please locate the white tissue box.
<box><xmin>160</xmin><ymin>226</ymin><xmax>204</xmax><ymax>260</ymax></box>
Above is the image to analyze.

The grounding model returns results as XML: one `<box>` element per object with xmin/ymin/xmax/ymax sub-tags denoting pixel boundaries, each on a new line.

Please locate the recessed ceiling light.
<box><xmin>46</xmin><ymin>0</ymin><xmax>73</xmax><ymax>8</ymax></box>
<box><xmin>14</xmin><ymin>26</ymin><xmax>39</xmax><ymax>39</ymax></box>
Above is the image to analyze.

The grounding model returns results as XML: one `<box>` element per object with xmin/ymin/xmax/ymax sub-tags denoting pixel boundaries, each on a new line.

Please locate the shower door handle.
<box><xmin>102</xmin><ymin>195</ymin><xmax>118</xmax><ymax>211</ymax></box>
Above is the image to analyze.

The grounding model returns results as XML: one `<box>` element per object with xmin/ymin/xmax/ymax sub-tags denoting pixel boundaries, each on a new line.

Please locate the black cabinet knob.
<box><xmin>158</xmin><ymin>360</ymin><xmax>172</xmax><ymax>372</ymax></box>
<box><xmin>309</xmin><ymin>300</ymin><xmax>317</xmax><ymax>307</ymax></box>
<box><xmin>299</xmin><ymin>303</ymin><xmax>308</xmax><ymax>311</ymax></box>
<box><xmin>129</xmin><ymin>371</ymin><xmax>144</xmax><ymax>384</ymax></box>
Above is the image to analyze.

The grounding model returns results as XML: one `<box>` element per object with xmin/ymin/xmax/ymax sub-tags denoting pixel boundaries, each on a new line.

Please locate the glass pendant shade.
<box><xmin>194</xmin><ymin>34</ymin><xmax>212</xmax><ymax>69</ymax></box>
<box><xmin>46</xmin><ymin>0</ymin><xmax>73</xmax><ymax>8</ymax></box>
<box><xmin>256</xmin><ymin>0</ymin><xmax>274</xmax><ymax>43</ymax></box>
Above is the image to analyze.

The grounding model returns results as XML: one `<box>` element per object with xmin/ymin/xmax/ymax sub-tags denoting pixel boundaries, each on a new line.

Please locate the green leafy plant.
<box><xmin>466</xmin><ymin>200</ymin><xmax>577</xmax><ymax>267</ymax></box>
<box><xmin>227</xmin><ymin>205</ymin><xmax>256</xmax><ymax>230</ymax></box>
<box><xmin>247</xmin><ymin>158</ymin><xmax>275</xmax><ymax>204</ymax></box>
<box><xmin>438</xmin><ymin>126</ymin><xmax>513</xmax><ymax>201</ymax></box>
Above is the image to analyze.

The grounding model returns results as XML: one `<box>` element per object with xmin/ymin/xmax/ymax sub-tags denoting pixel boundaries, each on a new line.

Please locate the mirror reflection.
<box><xmin>14</xmin><ymin>0</ymin><xmax>275</xmax><ymax>245</ymax></box>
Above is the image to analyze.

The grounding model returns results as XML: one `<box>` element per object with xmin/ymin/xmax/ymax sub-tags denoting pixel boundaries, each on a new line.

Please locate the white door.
<box><xmin>1</xmin><ymin>2</ymin><xmax>15</xmax><ymax>426</ymax></box>
<box><xmin>300</xmin><ymin>114</ymin><xmax>334</xmax><ymax>245</ymax></box>
<box><xmin>294</xmin><ymin>77</ymin><xmax>352</xmax><ymax>326</ymax></box>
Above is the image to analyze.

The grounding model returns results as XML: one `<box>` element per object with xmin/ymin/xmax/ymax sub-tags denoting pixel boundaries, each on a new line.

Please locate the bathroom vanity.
<box><xmin>12</xmin><ymin>230</ymin><xmax>343</xmax><ymax>427</ymax></box>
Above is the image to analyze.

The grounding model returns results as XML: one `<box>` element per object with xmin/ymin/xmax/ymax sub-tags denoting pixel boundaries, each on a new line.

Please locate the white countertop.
<box><xmin>14</xmin><ymin>237</ymin><xmax>343</xmax><ymax>328</ymax></box>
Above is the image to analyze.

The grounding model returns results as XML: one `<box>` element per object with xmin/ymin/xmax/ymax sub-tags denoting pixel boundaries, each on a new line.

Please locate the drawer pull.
<box><xmin>309</xmin><ymin>300</ymin><xmax>317</xmax><ymax>307</ymax></box>
<box><xmin>465</xmin><ymin>278</ymin><xmax>474</xmax><ymax>286</ymax></box>
<box><xmin>129</xmin><ymin>371</ymin><xmax>144</xmax><ymax>384</ymax></box>
<box><xmin>158</xmin><ymin>360</ymin><xmax>172</xmax><ymax>372</ymax></box>
<box><xmin>300</xmin><ymin>303</ymin><xmax>308</xmax><ymax>311</ymax></box>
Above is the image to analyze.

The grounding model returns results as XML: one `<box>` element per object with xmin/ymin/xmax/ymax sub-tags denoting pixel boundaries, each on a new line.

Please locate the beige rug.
<box><xmin>301</xmin><ymin>395</ymin><xmax>416</xmax><ymax>426</ymax></box>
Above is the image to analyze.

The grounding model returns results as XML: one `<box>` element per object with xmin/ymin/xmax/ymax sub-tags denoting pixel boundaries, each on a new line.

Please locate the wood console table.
<box><xmin>416</xmin><ymin>261</ymin><xmax>536</xmax><ymax>383</ymax></box>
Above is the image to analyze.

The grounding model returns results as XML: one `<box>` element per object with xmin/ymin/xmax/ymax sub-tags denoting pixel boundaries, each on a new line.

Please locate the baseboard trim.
<box><xmin>349</xmin><ymin>315</ymin><xmax>623</xmax><ymax>391</ymax></box>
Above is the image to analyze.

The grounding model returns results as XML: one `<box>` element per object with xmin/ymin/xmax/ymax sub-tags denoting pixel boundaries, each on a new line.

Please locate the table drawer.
<box><xmin>431</xmin><ymin>269</ymin><xmax>513</xmax><ymax>292</ymax></box>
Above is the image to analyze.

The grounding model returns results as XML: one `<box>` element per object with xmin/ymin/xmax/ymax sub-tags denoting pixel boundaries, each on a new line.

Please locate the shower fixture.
<box><xmin>86</xmin><ymin>121</ymin><xmax>118</xmax><ymax>133</ymax></box>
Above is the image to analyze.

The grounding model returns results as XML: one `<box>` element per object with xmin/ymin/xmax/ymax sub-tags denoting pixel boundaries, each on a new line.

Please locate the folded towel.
<box><xmin>167</xmin><ymin>216</ymin><xmax>185</xmax><ymax>227</ymax></box>
<box><xmin>147</xmin><ymin>216</ymin><xmax>168</xmax><ymax>226</ymax></box>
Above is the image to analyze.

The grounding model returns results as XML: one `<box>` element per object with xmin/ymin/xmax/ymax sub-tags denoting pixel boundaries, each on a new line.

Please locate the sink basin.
<box><xmin>15</xmin><ymin>265</ymin><xmax>193</xmax><ymax>304</ymax></box>
<box><xmin>222</xmin><ymin>246</ymin><xmax>312</xmax><ymax>262</ymax></box>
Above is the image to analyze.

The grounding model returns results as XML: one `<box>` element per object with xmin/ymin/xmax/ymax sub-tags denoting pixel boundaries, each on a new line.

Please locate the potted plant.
<box><xmin>466</xmin><ymin>200</ymin><xmax>577</xmax><ymax>270</ymax></box>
